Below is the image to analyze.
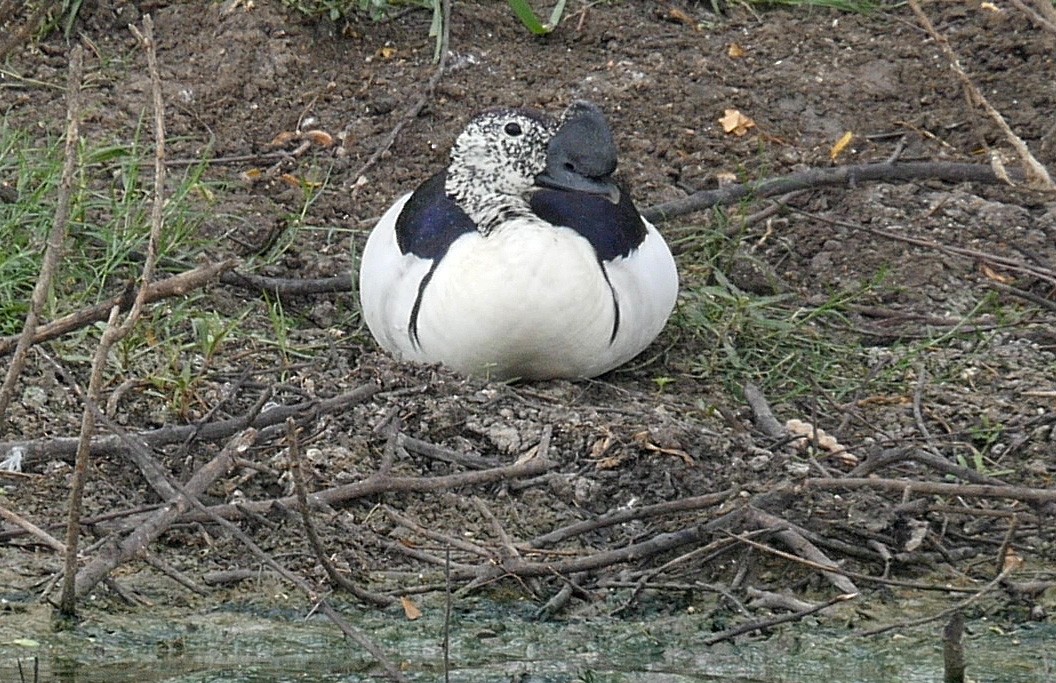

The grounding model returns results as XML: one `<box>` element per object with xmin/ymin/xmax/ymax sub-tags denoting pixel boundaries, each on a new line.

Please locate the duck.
<box><xmin>358</xmin><ymin>101</ymin><xmax>678</xmax><ymax>380</ymax></box>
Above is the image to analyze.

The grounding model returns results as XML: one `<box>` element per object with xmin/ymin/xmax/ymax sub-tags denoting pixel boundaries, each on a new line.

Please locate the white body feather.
<box><xmin>359</xmin><ymin>191</ymin><xmax>678</xmax><ymax>380</ymax></box>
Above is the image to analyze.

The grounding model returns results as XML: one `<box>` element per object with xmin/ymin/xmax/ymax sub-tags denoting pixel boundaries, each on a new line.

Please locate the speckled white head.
<box><xmin>445</xmin><ymin>108</ymin><xmax>557</xmax><ymax>232</ymax></box>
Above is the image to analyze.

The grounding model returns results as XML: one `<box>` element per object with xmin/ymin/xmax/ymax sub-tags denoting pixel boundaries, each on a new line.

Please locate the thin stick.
<box><xmin>0</xmin><ymin>259</ymin><xmax>238</xmax><ymax>357</ymax></box>
<box><xmin>71</xmin><ymin>430</ymin><xmax>256</xmax><ymax>599</ymax></box>
<box><xmin>0</xmin><ymin>45</ymin><xmax>83</xmax><ymax>426</ymax></box>
<box><xmin>443</xmin><ymin>546</ymin><xmax>452</xmax><ymax>683</ymax></box>
<box><xmin>0</xmin><ymin>504</ymin><xmax>66</xmax><ymax>552</ymax></box>
<box><xmin>60</xmin><ymin>15</ymin><xmax>169</xmax><ymax>617</ymax></box>
<box><xmin>805</xmin><ymin>476</ymin><xmax>1056</xmax><ymax>503</ymax></box>
<box><xmin>289</xmin><ymin>419</ymin><xmax>394</xmax><ymax>607</ymax></box>
<box><xmin>907</xmin><ymin>0</ymin><xmax>1053</xmax><ymax>189</ymax></box>
<box><xmin>642</xmin><ymin>161</ymin><xmax>1028</xmax><ymax>223</ymax></box>
<box><xmin>704</xmin><ymin>592</ymin><xmax>855</xmax><ymax>645</ymax></box>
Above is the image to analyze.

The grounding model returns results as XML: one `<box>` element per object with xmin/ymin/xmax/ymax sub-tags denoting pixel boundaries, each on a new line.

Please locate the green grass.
<box><xmin>666</xmin><ymin>210</ymin><xmax>1034</xmax><ymax>408</ymax></box>
<box><xmin>0</xmin><ymin>126</ymin><xmax>211</xmax><ymax>333</ymax></box>
<box><xmin>282</xmin><ymin>0</ymin><xmax>567</xmax><ymax>34</ymax></box>
<box><xmin>0</xmin><ymin>120</ymin><xmax>259</xmax><ymax>415</ymax></box>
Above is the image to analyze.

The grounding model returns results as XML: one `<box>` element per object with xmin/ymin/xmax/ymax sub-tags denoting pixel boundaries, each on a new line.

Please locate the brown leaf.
<box><xmin>269</xmin><ymin>130</ymin><xmax>297</xmax><ymax>147</ymax></box>
<box><xmin>719</xmin><ymin>109</ymin><xmax>755</xmax><ymax>137</ymax></box>
<box><xmin>632</xmin><ymin>430</ymin><xmax>694</xmax><ymax>466</ymax></box>
<box><xmin>304</xmin><ymin>129</ymin><xmax>334</xmax><ymax>148</ymax></box>
<box><xmin>400</xmin><ymin>596</ymin><xmax>422</xmax><ymax>621</ymax></box>
<box><xmin>727</xmin><ymin>42</ymin><xmax>746</xmax><ymax>59</ymax></box>
<box><xmin>830</xmin><ymin>131</ymin><xmax>854</xmax><ymax>161</ymax></box>
<box><xmin>667</xmin><ymin>8</ymin><xmax>697</xmax><ymax>27</ymax></box>
<box><xmin>981</xmin><ymin>263</ymin><xmax>1014</xmax><ymax>284</ymax></box>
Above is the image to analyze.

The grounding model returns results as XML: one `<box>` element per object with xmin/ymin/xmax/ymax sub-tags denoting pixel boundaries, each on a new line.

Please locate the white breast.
<box><xmin>359</xmin><ymin>195</ymin><xmax>678</xmax><ymax>380</ymax></box>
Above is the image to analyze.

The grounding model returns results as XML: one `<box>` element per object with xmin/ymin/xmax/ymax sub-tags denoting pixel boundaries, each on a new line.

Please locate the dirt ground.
<box><xmin>2</xmin><ymin>0</ymin><xmax>1055</xmax><ymax>649</ymax></box>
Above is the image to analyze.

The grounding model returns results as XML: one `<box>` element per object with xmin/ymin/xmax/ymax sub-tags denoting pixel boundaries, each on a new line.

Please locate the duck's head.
<box><xmin>537</xmin><ymin>101</ymin><xmax>621</xmax><ymax>204</ymax></box>
<box><xmin>445</xmin><ymin>102</ymin><xmax>621</xmax><ymax>232</ymax></box>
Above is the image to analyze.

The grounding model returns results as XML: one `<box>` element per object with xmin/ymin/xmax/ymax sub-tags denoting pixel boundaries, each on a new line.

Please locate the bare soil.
<box><xmin>2</xmin><ymin>0</ymin><xmax>1055</xmax><ymax>647</ymax></box>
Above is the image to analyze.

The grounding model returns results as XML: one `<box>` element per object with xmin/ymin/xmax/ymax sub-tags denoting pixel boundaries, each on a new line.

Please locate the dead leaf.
<box><xmin>727</xmin><ymin>42</ymin><xmax>745</xmax><ymax>59</ymax></box>
<box><xmin>632</xmin><ymin>430</ymin><xmax>694</xmax><ymax>465</ymax></box>
<box><xmin>280</xmin><ymin>173</ymin><xmax>302</xmax><ymax>188</ymax></box>
<box><xmin>239</xmin><ymin>168</ymin><xmax>264</xmax><ymax>184</ymax></box>
<box><xmin>785</xmin><ymin>419</ymin><xmax>858</xmax><ymax>466</ymax></box>
<box><xmin>830</xmin><ymin>131</ymin><xmax>854</xmax><ymax>161</ymax></box>
<box><xmin>269</xmin><ymin>130</ymin><xmax>297</xmax><ymax>147</ymax></box>
<box><xmin>1002</xmin><ymin>549</ymin><xmax>1023</xmax><ymax>574</ymax></box>
<box><xmin>719</xmin><ymin>109</ymin><xmax>755</xmax><ymax>137</ymax></box>
<box><xmin>589</xmin><ymin>430</ymin><xmax>615</xmax><ymax>459</ymax></box>
<box><xmin>594</xmin><ymin>452</ymin><xmax>632</xmax><ymax>470</ymax></box>
<box><xmin>981</xmin><ymin>263</ymin><xmax>1014</xmax><ymax>285</ymax></box>
<box><xmin>304</xmin><ymin>129</ymin><xmax>334</xmax><ymax>147</ymax></box>
<box><xmin>377</xmin><ymin>46</ymin><xmax>397</xmax><ymax>60</ymax></box>
<box><xmin>400</xmin><ymin>596</ymin><xmax>422</xmax><ymax>620</ymax></box>
<box><xmin>715</xmin><ymin>171</ymin><xmax>738</xmax><ymax>186</ymax></box>
<box><xmin>667</xmin><ymin>8</ymin><xmax>697</xmax><ymax>28</ymax></box>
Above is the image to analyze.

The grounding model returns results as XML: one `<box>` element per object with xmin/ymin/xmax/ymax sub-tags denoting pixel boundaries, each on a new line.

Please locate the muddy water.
<box><xmin>1</xmin><ymin>599</ymin><xmax>1050</xmax><ymax>682</ymax></box>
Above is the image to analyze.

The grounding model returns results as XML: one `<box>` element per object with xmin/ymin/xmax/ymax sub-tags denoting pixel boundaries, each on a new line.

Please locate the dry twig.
<box><xmin>0</xmin><ymin>259</ymin><xmax>239</xmax><ymax>357</ymax></box>
<box><xmin>0</xmin><ymin>45</ymin><xmax>83</xmax><ymax>426</ymax></box>
<box><xmin>60</xmin><ymin>16</ymin><xmax>169</xmax><ymax>616</ymax></box>
<box><xmin>908</xmin><ymin>0</ymin><xmax>1054</xmax><ymax>189</ymax></box>
<box><xmin>806</xmin><ymin>476</ymin><xmax>1056</xmax><ymax>504</ymax></box>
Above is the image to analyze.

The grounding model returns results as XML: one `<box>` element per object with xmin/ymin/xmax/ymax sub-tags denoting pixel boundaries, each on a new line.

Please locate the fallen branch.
<box><xmin>641</xmin><ymin>161</ymin><xmax>1029</xmax><ymax>223</ymax></box>
<box><xmin>745</xmin><ymin>507</ymin><xmax>859</xmax><ymax>595</ymax></box>
<box><xmin>72</xmin><ymin>429</ymin><xmax>256</xmax><ymax>599</ymax></box>
<box><xmin>126</xmin><ymin>451</ymin><xmax>558</xmax><ymax>529</ymax></box>
<box><xmin>290</xmin><ymin>420</ymin><xmax>395</xmax><ymax>608</ymax></box>
<box><xmin>704</xmin><ymin>592</ymin><xmax>856</xmax><ymax>645</ymax></box>
<box><xmin>0</xmin><ymin>383</ymin><xmax>381</xmax><ymax>467</ymax></box>
<box><xmin>0</xmin><ymin>259</ymin><xmax>238</xmax><ymax>357</ymax></box>
<box><xmin>805</xmin><ymin>477</ymin><xmax>1056</xmax><ymax>504</ymax></box>
<box><xmin>908</xmin><ymin>0</ymin><xmax>1053</xmax><ymax>189</ymax></box>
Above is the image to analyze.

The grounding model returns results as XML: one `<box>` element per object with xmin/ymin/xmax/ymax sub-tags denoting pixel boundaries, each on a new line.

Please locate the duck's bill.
<box><xmin>535</xmin><ymin>170</ymin><xmax>621</xmax><ymax>203</ymax></box>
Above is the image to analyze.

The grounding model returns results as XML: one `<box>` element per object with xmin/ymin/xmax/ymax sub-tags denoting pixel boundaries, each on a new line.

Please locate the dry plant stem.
<box><xmin>72</xmin><ymin>429</ymin><xmax>256</xmax><ymax>599</ymax></box>
<box><xmin>2</xmin><ymin>383</ymin><xmax>380</xmax><ymax>466</ymax></box>
<box><xmin>0</xmin><ymin>46</ymin><xmax>83</xmax><ymax>427</ymax></box>
<box><xmin>0</xmin><ymin>504</ymin><xmax>67</xmax><ymax>552</ymax></box>
<box><xmin>805</xmin><ymin>477</ymin><xmax>1056</xmax><ymax>504</ymax></box>
<box><xmin>857</xmin><ymin>563</ymin><xmax>1016</xmax><ymax>637</ymax></box>
<box><xmin>907</xmin><ymin>0</ymin><xmax>1053</xmax><ymax>189</ymax></box>
<box><xmin>60</xmin><ymin>16</ymin><xmax>169</xmax><ymax>616</ymax></box>
<box><xmin>382</xmin><ymin>505</ymin><xmax>493</xmax><ymax>557</ymax></box>
<box><xmin>289</xmin><ymin>419</ymin><xmax>394</xmax><ymax>608</ymax></box>
<box><xmin>746</xmin><ymin>508</ymin><xmax>859</xmax><ymax>595</ymax></box>
<box><xmin>162</xmin><ymin>451</ymin><xmax>409</xmax><ymax>682</ymax></box>
<box><xmin>0</xmin><ymin>259</ymin><xmax>239</xmax><ymax>357</ymax></box>
<box><xmin>180</xmin><ymin>454</ymin><xmax>556</xmax><ymax>526</ymax></box>
<box><xmin>142</xmin><ymin>551</ymin><xmax>209</xmax><ymax>595</ymax></box>
<box><xmin>802</xmin><ymin>209</ymin><xmax>1056</xmax><ymax>287</ymax></box>
<box><xmin>704</xmin><ymin>593</ymin><xmax>855</xmax><ymax>646</ymax></box>
<box><xmin>527</xmin><ymin>488</ymin><xmax>735</xmax><ymax>548</ymax></box>
<box><xmin>642</xmin><ymin>161</ymin><xmax>1028</xmax><ymax>223</ymax></box>
<box><xmin>447</xmin><ymin>509</ymin><xmax>749</xmax><ymax>585</ymax></box>
<box><xmin>850</xmin><ymin>447</ymin><xmax>1007</xmax><ymax>487</ymax></box>
<box><xmin>943</xmin><ymin>611</ymin><xmax>966</xmax><ymax>683</ymax></box>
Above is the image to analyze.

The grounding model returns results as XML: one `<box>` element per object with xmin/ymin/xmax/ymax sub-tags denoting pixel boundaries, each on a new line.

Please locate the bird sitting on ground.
<box><xmin>358</xmin><ymin>101</ymin><xmax>678</xmax><ymax>380</ymax></box>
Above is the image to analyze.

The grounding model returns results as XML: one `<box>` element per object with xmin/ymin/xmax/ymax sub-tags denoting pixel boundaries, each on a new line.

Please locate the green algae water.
<box><xmin>1</xmin><ymin>601</ymin><xmax>1051</xmax><ymax>682</ymax></box>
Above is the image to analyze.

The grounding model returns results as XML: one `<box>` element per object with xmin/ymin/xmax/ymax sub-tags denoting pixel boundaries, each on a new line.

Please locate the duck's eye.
<box><xmin>503</xmin><ymin>121</ymin><xmax>523</xmax><ymax>136</ymax></box>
